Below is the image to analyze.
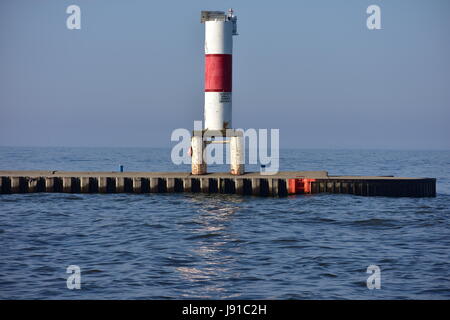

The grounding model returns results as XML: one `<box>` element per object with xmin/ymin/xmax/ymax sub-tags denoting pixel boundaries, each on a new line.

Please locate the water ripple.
<box><xmin>1</xmin><ymin>148</ymin><xmax>449</xmax><ymax>299</ymax></box>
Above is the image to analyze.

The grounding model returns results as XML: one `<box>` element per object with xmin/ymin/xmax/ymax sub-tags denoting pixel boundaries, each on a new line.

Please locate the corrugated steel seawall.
<box><xmin>0</xmin><ymin>171</ymin><xmax>436</xmax><ymax>197</ymax></box>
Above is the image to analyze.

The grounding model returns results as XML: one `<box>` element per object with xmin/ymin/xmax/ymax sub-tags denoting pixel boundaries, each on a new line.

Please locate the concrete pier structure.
<box><xmin>0</xmin><ymin>170</ymin><xmax>436</xmax><ymax>197</ymax></box>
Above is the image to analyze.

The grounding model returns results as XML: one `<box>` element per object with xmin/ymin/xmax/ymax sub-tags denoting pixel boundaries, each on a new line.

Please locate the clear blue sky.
<box><xmin>1</xmin><ymin>0</ymin><xmax>449</xmax><ymax>149</ymax></box>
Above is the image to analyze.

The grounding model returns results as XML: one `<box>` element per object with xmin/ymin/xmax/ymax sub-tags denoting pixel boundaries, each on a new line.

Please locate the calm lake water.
<box><xmin>0</xmin><ymin>147</ymin><xmax>449</xmax><ymax>299</ymax></box>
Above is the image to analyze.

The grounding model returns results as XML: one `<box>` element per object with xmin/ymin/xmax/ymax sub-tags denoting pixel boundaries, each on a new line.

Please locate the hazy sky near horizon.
<box><xmin>1</xmin><ymin>0</ymin><xmax>449</xmax><ymax>149</ymax></box>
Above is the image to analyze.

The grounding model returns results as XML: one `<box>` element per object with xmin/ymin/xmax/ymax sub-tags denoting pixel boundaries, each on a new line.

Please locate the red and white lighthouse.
<box><xmin>201</xmin><ymin>9</ymin><xmax>237</xmax><ymax>131</ymax></box>
<box><xmin>192</xmin><ymin>10</ymin><xmax>243</xmax><ymax>176</ymax></box>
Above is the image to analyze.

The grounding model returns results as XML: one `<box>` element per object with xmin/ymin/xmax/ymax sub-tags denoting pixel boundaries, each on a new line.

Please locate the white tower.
<box><xmin>192</xmin><ymin>10</ymin><xmax>244</xmax><ymax>175</ymax></box>
<box><xmin>201</xmin><ymin>10</ymin><xmax>237</xmax><ymax>131</ymax></box>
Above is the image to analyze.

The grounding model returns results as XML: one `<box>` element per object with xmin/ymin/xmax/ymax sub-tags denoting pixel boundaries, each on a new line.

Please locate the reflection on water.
<box><xmin>175</xmin><ymin>195</ymin><xmax>244</xmax><ymax>298</ymax></box>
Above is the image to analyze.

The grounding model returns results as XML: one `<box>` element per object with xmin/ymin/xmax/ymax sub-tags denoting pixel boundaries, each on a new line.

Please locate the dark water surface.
<box><xmin>0</xmin><ymin>147</ymin><xmax>449</xmax><ymax>299</ymax></box>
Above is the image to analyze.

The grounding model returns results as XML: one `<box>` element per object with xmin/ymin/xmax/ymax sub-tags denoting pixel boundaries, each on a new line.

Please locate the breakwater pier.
<box><xmin>0</xmin><ymin>170</ymin><xmax>436</xmax><ymax>197</ymax></box>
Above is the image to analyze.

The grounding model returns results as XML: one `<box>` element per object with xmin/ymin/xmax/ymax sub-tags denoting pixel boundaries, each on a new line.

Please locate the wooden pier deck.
<box><xmin>0</xmin><ymin>170</ymin><xmax>436</xmax><ymax>197</ymax></box>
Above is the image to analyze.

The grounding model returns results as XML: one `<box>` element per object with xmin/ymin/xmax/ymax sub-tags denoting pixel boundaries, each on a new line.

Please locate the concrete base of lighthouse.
<box><xmin>191</xmin><ymin>130</ymin><xmax>245</xmax><ymax>176</ymax></box>
<box><xmin>230</xmin><ymin>135</ymin><xmax>244</xmax><ymax>175</ymax></box>
<box><xmin>191</xmin><ymin>135</ymin><xmax>207</xmax><ymax>175</ymax></box>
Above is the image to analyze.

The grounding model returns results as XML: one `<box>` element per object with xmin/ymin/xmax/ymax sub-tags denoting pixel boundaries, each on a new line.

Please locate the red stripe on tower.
<box><xmin>205</xmin><ymin>54</ymin><xmax>232</xmax><ymax>92</ymax></box>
